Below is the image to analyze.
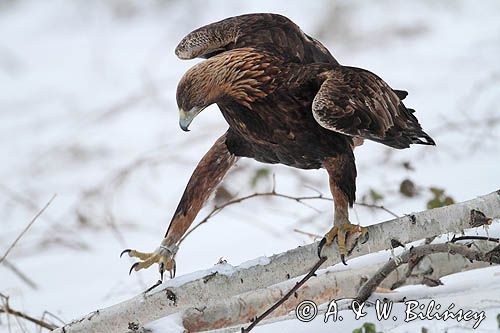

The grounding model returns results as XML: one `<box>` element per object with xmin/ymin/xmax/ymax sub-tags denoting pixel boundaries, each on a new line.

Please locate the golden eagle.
<box><xmin>121</xmin><ymin>13</ymin><xmax>434</xmax><ymax>279</ymax></box>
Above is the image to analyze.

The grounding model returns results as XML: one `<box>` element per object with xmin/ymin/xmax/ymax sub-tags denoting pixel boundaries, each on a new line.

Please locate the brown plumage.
<box><xmin>175</xmin><ymin>13</ymin><xmax>337</xmax><ymax>65</ymax></box>
<box><xmin>123</xmin><ymin>14</ymin><xmax>435</xmax><ymax>279</ymax></box>
<box><xmin>176</xmin><ymin>47</ymin><xmax>434</xmax><ymax>167</ymax></box>
<box><xmin>312</xmin><ymin>69</ymin><xmax>435</xmax><ymax>148</ymax></box>
<box><xmin>176</xmin><ymin>49</ymin><xmax>280</xmax><ymax>111</ymax></box>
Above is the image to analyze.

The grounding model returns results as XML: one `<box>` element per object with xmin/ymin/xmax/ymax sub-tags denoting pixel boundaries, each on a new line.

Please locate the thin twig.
<box><xmin>293</xmin><ymin>228</ymin><xmax>321</xmax><ymax>239</ymax></box>
<box><xmin>1</xmin><ymin>294</ymin><xmax>27</xmax><ymax>333</ymax></box>
<box><xmin>394</xmin><ymin>236</ymin><xmax>438</xmax><ymax>285</ymax></box>
<box><xmin>39</xmin><ymin>310</ymin><xmax>66</xmax><ymax>333</ymax></box>
<box><xmin>356</xmin><ymin>202</ymin><xmax>400</xmax><ymax>218</ymax></box>
<box><xmin>0</xmin><ymin>293</ymin><xmax>12</xmax><ymax>333</ymax></box>
<box><xmin>302</xmin><ymin>184</ymin><xmax>324</xmax><ymax>197</ymax></box>
<box><xmin>0</xmin><ymin>302</ymin><xmax>57</xmax><ymax>331</ymax></box>
<box><xmin>2</xmin><ymin>259</ymin><xmax>38</xmax><ymax>289</ymax></box>
<box><xmin>177</xmin><ymin>191</ymin><xmax>398</xmax><ymax>246</ymax></box>
<box><xmin>241</xmin><ymin>256</ymin><xmax>327</xmax><ymax>333</ymax></box>
<box><xmin>450</xmin><ymin>235</ymin><xmax>499</xmax><ymax>243</ymax></box>
<box><xmin>0</xmin><ymin>194</ymin><xmax>56</xmax><ymax>264</ymax></box>
<box><xmin>0</xmin><ymin>184</ymin><xmax>56</xmax><ymax>223</ymax></box>
<box><xmin>178</xmin><ymin>191</ymin><xmax>327</xmax><ymax>245</ymax></box>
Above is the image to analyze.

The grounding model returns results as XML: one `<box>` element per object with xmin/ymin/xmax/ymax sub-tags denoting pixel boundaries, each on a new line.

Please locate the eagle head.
<box><xmin>176</xmin><ymin>48</ymin><xmax>277</xmax><ymax>131</ymax></box>
<box><xmin>176</xmin><ymin>60</ymin><xmax>225</xmax><ymax>132</ymax></box>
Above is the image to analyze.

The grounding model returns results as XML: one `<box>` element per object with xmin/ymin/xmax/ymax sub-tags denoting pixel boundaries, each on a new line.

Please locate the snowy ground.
<box><xmin>1</xmin><ymin>0</ymin><xmax>499</xmax><ymax>332</ymax></box>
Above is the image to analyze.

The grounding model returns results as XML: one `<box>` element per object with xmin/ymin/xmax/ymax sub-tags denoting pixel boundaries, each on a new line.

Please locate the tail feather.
<box><xmin>394</xmin><ymin>89</ymin><xmax>408</xmax><ymax>100</ymax></box>
<box><xmin>412</xmin><ymin>132</ymin><xmax>435</xmax><ymax>146</ymax></box>
<box><xmin>398</xmin><ymin>101</ymin><xmax>435</xmax><ymax>147</ymax></box>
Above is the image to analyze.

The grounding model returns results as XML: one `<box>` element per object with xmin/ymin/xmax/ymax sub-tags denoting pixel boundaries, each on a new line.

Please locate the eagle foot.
<box><xmin>121</xmin><ymin>243</ymin><xmax>177</xmax><ymax>281</ymax></box>
<box><xmin>317</xmin><ymin>223</ymin><xmax>369</xmax><ymax>264</ymax></box>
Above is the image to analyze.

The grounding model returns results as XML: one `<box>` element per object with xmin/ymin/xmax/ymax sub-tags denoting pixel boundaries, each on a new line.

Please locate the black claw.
<box><xmin>159</xmin><ymin>262</ymin><xmax>164</xmax><ymax>281</ymax></box>
<box><xmin>171</xmin><ymin>261</ymin><xmax>177</xmax><ymax>279</ymax></box>
<box><xmin>318</xmin><ymin>238</ymin><xmax>326</xmax><ymax>258</ymax></box>
<box><xmin>340</xmin><ymin>254</ymin><xmax>347</xmax><ymax>266</ymax></box>
<box><xmin>120</xmin><ymin>249</ymin><xmax>131</xmax><ymax>258</ymax></box>
<box><xmin>360</xmin><ymin>232</ymin><xmax>370</xmax><ymax>244</ymax></box>
<box><xmin>145</xmin><ymin>280</ymin><xmax>162</xmax><ymax>293</ymax></box>
<box><xmin>129</xmin><ymin>262</ymin><xmax>139</xmax><ymax>275</ymax></box>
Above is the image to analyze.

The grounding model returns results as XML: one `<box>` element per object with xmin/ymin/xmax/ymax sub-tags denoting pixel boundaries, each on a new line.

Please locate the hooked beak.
<box><xmin>179</xmin><ymin>107</ymin><xmax>204</xmax><ymax>132</ymax></box>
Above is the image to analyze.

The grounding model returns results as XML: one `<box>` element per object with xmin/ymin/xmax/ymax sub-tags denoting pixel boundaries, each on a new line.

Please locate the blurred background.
<box><xmin>1</xmin><ymin>0</ymin><xmax>499</xmax><ymax>332</ymax></box>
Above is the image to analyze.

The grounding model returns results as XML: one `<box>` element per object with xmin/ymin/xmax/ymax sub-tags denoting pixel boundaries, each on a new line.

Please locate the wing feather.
<box><xmin>175</xmin><ymin>13</ymin><xmax>337</xmax><ymax>65</ymax></box>
<box><xmin>312</xmin><ymin>67</ymin><xmax>435</xmax><ymax>149</ymax></box>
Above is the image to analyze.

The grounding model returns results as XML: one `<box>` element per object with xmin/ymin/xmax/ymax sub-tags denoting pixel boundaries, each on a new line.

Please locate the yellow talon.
<box><xmin>121</xmin><ymin>243</ymin><xmax>177</xmax><ymax>281</ymax></box>
<box><xmin>318</xmin><ymin>223</ymin><xmax>369</xmax><ymax>264</ymax></box>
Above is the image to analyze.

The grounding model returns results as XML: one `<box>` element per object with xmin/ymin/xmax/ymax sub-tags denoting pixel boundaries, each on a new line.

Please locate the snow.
<box><xmin>237</xmin><ymin>256</ymin><xmax>271</xmax><ymax>270</ymax></box>
<box><xmin>158</xmin><ymin>262</ymin><xmax>236</xmax><ymax>289</ymax></box>
<box><xmin>1</xmin><ymin>0</ymin><xmax>499</xmax><ymax>332</ymax></box>
<box><xmin>144</xmin><ymin>312</ymin><xmax>184</xmax><ymax>333</ymax></box>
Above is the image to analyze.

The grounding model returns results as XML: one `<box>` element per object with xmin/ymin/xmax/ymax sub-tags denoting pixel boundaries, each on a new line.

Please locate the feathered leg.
<box><xmin>318</xmin><ymin>153</ymin><xmax>368</xmax><ymax>264</ymax></box>
<box><xmin>121</xmin><ymin>132</ymin><xmax>238</xmax><ymax>280</ymax></box>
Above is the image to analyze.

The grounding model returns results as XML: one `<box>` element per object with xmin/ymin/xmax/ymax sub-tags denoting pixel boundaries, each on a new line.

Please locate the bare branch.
<box><xmin>356</xmin><ymin>242</ymin><xmax>500</xmax><ymax>304</ymax></box>
<box><xmin>2</xmin><ymin>259</ymin><xmax>38</xmax><ymax>290</ymax></box>
<box><xmin>0</xmin><ymin>194</ymin><xmax>56</xmax><ymax>265</ymax></box>
<box><xmin>178</xmin><ymin>190</ymin><xmax>398</xmax><ymax>246</ymax></box>
<box><xmin>355</xmin><ymin>202</ymin><xmax>400</xmax><ymax>218</ymax></box>
<box><xmin>0</xmin><ymin>308</ymin><xmax>57</xmax><ymax>331</ymax></box>
<box><xmin>241</xmin><ymin>257</ymin><xmax>327</xmax><ymax>333</ymax></box>
<box><xmin>293</xmin><ymin>228</ymin><xmax>321</xmax><ymax>239</ymax></box>
<box><xmin>0</xmin><ymin>293</ymin><xmax>57</xmax><ymax>331</ymax></box>
<box><xmin>451</xmin><ymin>235</ymin><xmax>499</xmax><ymax>243</ymax></box>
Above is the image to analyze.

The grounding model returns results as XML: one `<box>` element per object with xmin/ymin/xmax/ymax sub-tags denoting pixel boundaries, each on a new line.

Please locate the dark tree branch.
<box><xmin>177</xmin><ymin>190</ymin><xmax>398</xmax><ymax>246</ymax></box>
<box><xmin>241</xmin><ymin>256</ymin><xmax>327</xmax><ymax>333</ymax></box>
<box><xmin>0</xmin><ymin>194</ymin><xmax>56</xmax><ymax>264</ymax></box>
<box><xmin>356</xmin><ymin>242</ymin><xmax>500</xmax><ymax>304</ymax></box>
<box><xmin>451</xmin><ymin>235</ymin><xmax>499</xmax><ymax>243</ymax></box>
<box><xmin>0</xmin><ymin>293</ymin><xmax>57</xmax><ymax>331</ymax></box>
<box><xmin>2</xmin><ymin>259</ymin><xmax>38</xmax><ymax>290</ymax></box>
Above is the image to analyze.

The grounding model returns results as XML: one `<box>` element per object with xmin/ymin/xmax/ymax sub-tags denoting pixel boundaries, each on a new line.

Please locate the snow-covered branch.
<box><xmin>181</xmin><ymin>241</ymin><xmax>497</xmax><ymax>332</ymax></box>
<box><xmin>53</xmin><ymin>190</ymin><xmax>500</xmax><ymax>333</ymax></box>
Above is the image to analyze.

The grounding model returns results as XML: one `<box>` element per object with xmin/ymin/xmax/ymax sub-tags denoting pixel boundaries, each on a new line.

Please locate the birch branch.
<box><xmin>53</xmin><ymin>190</ymin><xmax>500</xmax><ymax>333</ymax></box>
<box><xmin>355</xmin><ymin>242</ymin><xmax>500</xmax><ymax>303</ymax></box>
<box><xmin>179</xmin><ymin>241</ymin><xmax>498</xmax><ymax>332</ymax></box>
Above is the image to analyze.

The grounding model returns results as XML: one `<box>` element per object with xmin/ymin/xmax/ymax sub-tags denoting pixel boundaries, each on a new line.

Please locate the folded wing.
<box><xmin>312</xmin><ymin>67</ymin><xmax>435</xmax><ymax>149</ymax></box>
<box><xmin>175</xmin><ymin>13</ymin><xmax>337</xmax><ymax>65</ymax></box>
